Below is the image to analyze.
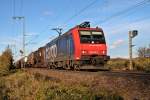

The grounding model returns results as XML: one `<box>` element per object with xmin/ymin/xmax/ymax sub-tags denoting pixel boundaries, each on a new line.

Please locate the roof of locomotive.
<box><xmin>46</xmin><ymin>22</ymin><xmax>103</xmax><ymax>46</ymax></box>
<box><xmin>18</xmin><ymin>22</ymin><xmax>104</xmax><ymax>62</ymax></box>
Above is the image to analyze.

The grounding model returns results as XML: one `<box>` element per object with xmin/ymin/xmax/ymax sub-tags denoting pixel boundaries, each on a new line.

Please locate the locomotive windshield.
<box><xmin>79</xmin><ymin>31</ymin><xmax>105</xmax><ymax>44</ymax></box>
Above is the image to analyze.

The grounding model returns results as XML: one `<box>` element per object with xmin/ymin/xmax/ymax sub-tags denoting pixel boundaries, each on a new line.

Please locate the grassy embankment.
<box><xmin>0</xmin><ymin>70</ymin><xmax>123</xmax><ymax>100</ymax></box>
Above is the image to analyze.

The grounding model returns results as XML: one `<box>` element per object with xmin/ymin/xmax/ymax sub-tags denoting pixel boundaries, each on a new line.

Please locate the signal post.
<box><xmin>128</xmin><ymin>30</ymin><xmax>138</xmax><ymax>70</ymax></box>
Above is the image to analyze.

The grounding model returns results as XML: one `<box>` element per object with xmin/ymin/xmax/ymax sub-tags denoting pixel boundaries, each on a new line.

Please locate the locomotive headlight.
<box><xmin>102</xmin><ymin>50</ymin><xmax>105</xmax><ymax>54</ymax></box>
<box><xmin>82</xmin><ymin>50</ymin><xmax>87</xmax><ymax>54</ymax></box>
<box><xmin>76</xmin><ymin>57</ymin><xmax>80</xmax><ymax>60</ymax></box>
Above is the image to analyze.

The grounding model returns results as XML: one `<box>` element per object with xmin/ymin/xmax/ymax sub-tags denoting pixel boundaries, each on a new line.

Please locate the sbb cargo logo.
<box><xmin>46</xmin><ymin>44</ymin><xmax>57</xmax><ymax>61</ymax></box>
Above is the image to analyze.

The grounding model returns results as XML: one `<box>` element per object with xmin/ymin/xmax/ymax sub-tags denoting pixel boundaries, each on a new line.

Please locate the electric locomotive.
<box><xmin>45</xmin><ymin>22</ymin><xmax>110</xmax><ymax>70</ymax></box>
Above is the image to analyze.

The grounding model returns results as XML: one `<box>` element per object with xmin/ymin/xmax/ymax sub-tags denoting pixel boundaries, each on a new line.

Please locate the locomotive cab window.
<box><xmin>79</xmin><ymin>31</ymin><xmax>105</xmax><ymax>44</ymax></box>
<box><xmin>80</xmin><ymin>31</ymin><xmax>91</xmax><ymax>43</ymax></box>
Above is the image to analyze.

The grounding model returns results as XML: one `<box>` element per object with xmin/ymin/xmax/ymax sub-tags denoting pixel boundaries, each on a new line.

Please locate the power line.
<box><xmin>26</xmin><ymin>25</ymin><xmax>51</xmax><ymax>45</ymax></box>
<box><xmin>62</xmin><ymin>0</ymin><xmax>98</xmax><ymax>28</ymax></box>
<box><xmin>20</xmin><ymin>0</ymin><xmax>23</xmax><ymax>16</ymax></box>
<box><xmin>94</xmin><ymin>0</ymin><xmax>150</xmax><ymax>26</ymax></box>
<box><xmin>27</xmin><ymin>0</ymin><xmax>99</xmax><ymax>45</ymax></box>
<box><xmin>13</xmin><ymin>0</ymin><xmax>24</xmax><ymax>16</ymax></box>
<box><xmin>13</xmin><ymin>0</ymin><xmax>16</xmax><ymax>16</ymax></box>
<box><xmin>12</xmin><ymin>0</ymin><xmax>26</xmax><ymax>60</ymax></box>
<box><xmin>109</xmin><ymin>15</ymin><xmax>150</xmax><ymax>33</ymax></box>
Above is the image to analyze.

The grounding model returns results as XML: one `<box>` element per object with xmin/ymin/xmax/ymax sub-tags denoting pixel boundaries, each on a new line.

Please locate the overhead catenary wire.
<box><xmin>20</xmin><ymin>0</ymin><xmax>23</xmax><ymax>16</ymax></box>
<box><xmin>94</xmin><ymin>0</ymin><xmax>150</xmax><ymax>26</ymax></box>
<box><xmin>13</xmin><ymin>0</ymin><xmax>24</xmax><ymax>16</ymax></box>
<box><xmin>61</xmin><ymin>0</ymin><xmax>98</xmax><ymax>28</ymax></box>
<box><xmin>28</xmin><ymin>0</ymin><xmax>99</xmax><ymax>44</ymax></box>
<box><xmin>12</xmin><ymin>0</ymin><xmax>26</xmax><ymax>60</ymax></box>
<box><xmin>13</xmin><ymin>0</ymin><xmax>16</xmax><ymax>16</ymax></box>
<box><xmin>26</xmin><ymin>25</ymin><xmax>51</xmax><ymax>45</ymax></box>
<box><xmin>12</xmin><ymin>0</ymin><xmax>17</xmax><ymax>59</ymax></box>
<box><xmin>23</xmin><ymin>0</ymin><xmax>150</xmax><ymax>55</ymax></box>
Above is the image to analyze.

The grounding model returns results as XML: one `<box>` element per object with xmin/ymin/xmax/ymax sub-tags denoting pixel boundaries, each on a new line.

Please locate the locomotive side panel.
<box><xmin>57</xmin><ymin>33</ymin><xmax>74</xmax><ymax>61</ymax></box>
<box><xmin>45</xmin><ymin>33</ymin><xmax>75</xmax><ymax>68</ymax></box>
<box><xmin>57</xmin><ymin>35</ymin><xmax>68</xmax><ymax>61</ymax></box>
<box><xmin>45</xmin><ymin>39</ymin><xmax>58</xmax><ymax>67</ymax></box>
<box><xmin>67</xmin><ymin>33</ymin><xmax>74</xmax><ymax>60</ymax></box>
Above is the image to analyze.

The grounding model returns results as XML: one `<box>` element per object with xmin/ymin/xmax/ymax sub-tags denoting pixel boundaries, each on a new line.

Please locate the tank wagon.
<box><xmin>16</xmin><ymin>22</ymin><xmax>110</xmax><ymax>70</ymax></box>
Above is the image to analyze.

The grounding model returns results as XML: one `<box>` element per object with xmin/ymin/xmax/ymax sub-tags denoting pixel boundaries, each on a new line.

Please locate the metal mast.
<box><xmin>13</xmin><ymin>16</ymin><xmax>26</xmax><ymax>62</ymax></box>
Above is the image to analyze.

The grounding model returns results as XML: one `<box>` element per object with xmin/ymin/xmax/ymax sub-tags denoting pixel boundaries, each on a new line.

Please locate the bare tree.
<box><xmin>137</xmin><ymin>45</ymin><xmax>150</xmax><ymax>57</ymax></box>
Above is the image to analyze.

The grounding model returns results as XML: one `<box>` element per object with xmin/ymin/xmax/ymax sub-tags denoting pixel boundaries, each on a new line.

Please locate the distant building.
<box><xmin>144</xmin><ymin>48</ymin><xmax>150</xmax><ymax>58</ymax></box>
<box><xmin>144</xmin><ymin>53</ymin><xmax>150</xmax><ymax>58</ymax></box>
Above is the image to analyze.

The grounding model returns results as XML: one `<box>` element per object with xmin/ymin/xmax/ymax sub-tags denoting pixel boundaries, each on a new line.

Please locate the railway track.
<box><xmin>25</xmin><ymin>67</ymin><xmax>150</xmax><ymax>78</ymax></box>
<box><xmin>99</xmin><ymin>71</ymin><xmax>150</xmax><ymax>78</ymax></box>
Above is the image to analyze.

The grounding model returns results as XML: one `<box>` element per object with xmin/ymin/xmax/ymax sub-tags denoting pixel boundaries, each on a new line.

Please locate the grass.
<box><xmin>133</xmin><ymin>58</ymin><xmax>150</xmax><ymax>72</ymax></box>
<box><xmin>107</xmin><ymin>57</ymin><xmax>150</xmax><ymax>72</ymax></box>
<box><xmin>107</xmin><ymin>58</ymin><xmax>129</xmax><ymax>70</ymax></box>
<box><xmin>0</xmin><ymin>70</ymin><xmax>123</xmax><ymax>100</ymax></box>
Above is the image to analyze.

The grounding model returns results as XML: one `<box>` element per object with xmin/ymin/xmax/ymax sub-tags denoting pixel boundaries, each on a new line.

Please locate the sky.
<box><xmin>0</xmin><ymin>0</ymin><xmax>150</xmax><ymax>60</ymax></box>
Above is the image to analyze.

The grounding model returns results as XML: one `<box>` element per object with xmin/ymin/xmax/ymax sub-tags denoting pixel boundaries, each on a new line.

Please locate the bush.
<box><xmin>107</xmin><ymin>58</ymin><xmax>129</xmax><ymax>70</ymax></box>
<box><xmin>133</xmin><ymin>58</ymin><xmax>150</xmax><ymax>72</ymax></box>
<box><xmin>106</xmin><ymin>57</ymin><xmax>150</xmax><ymax>72</ymax></box>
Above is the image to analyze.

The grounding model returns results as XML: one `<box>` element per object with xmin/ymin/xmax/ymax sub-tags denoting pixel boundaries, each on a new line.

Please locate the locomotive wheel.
<box><xmin>48</xmin><ymin>65</ymin><xmax>51</xmax><ymax>69</ymax></box>
<box><xmin>49</xmin><ymin>65</ymin><xmax>54</xmax><ymax>69</ymax></box>
<box><xmin>91</xmin><ymin>59</ymin><xmax>97</xmax><ymax>65</ymax></box>
<box><xmin>65</xmin><ymin>64</ymin><xmax>70</xmax><ymax>70</ymax></box>
<box><xmin>73</xmin><ymin>64</ymin><xmax>80</xmax><ymax>71</ymax></box>
<box><xmin>48</xmin><ymin>63</ymin><xmax>54</xmax><ymax>69</ymax></box>
<box><xmin>48</xmin><ymin>63</ymin><xmax>53</xmax><ymax>69</ymax></box>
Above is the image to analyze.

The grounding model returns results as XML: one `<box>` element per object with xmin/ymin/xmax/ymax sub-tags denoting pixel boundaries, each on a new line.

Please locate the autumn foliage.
<box><xmin>0</xmin><ymin>47</ymin><xmax>14</xmax><ymax>75</ymax></box>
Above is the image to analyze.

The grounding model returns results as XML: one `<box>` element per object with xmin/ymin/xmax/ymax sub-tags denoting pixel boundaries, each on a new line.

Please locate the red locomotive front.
<box><xmin>71</xmin><ymin>22</ymin><xmax>110</xmax><ymax>65</ymax></box>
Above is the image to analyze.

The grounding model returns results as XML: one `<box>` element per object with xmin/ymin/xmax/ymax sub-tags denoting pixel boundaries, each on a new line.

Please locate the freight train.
<box><xmin>16</xmin><ymin>22</ymin><xmax>110</xmax><ymax>70</ymax></box>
